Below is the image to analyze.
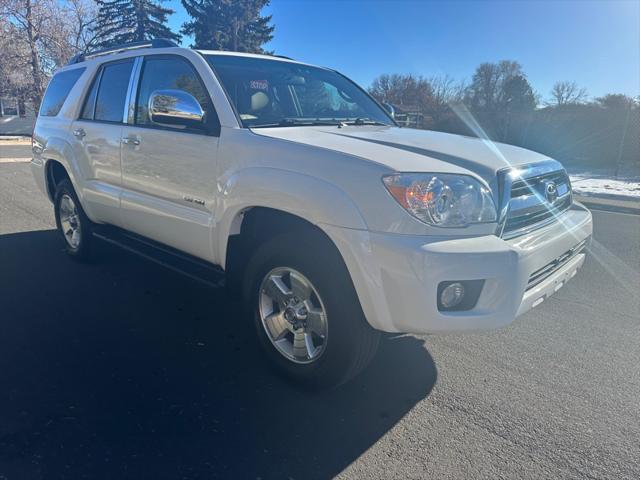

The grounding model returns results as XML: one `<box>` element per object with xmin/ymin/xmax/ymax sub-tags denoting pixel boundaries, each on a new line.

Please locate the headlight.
<box><xmin>382</xmin><ymin>173</ymin><xmax>497</xmax><ymax>227</ymax></box>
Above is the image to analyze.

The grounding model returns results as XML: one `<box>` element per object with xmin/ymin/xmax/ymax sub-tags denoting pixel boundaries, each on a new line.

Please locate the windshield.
<box><xmin>204</xmin><ymin>54</ymin><xmax>393</xmax><ymax>128</ymax></box>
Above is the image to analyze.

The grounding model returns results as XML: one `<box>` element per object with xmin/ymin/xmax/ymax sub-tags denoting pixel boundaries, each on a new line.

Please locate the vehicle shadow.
<box><xmin>0</xmin><ymin>230</ymin><xmax>437</xmax><ymax>480</ymax></box>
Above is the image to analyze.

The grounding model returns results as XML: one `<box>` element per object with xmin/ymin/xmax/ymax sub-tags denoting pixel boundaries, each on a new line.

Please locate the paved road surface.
<box><xmin>0</xmin><ymin>143</ymin><xmax>31</xmax><ymax>161</ymax></box>
<box><xmin>0</xmin><ymin>116</ymin><xmax>34</xmax><ymax>136</ymax></box>
<box><xmin>1</xmin><ymin>162</ymin><xmax>639</xmax><ymax>479</ymax></box>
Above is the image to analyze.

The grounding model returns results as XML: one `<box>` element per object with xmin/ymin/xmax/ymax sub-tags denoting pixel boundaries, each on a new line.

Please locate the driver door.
<box><xmin>119</xmin><ymin>54</ymin><xmax>221</xmax><ymax>261</ymax></box>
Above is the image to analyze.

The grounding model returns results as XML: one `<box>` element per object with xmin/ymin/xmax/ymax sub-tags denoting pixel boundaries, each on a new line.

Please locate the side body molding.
<box><xmin>214</xmin><ymin>167</ymin><xmax>368</xmax><ymax>268</ymax></box>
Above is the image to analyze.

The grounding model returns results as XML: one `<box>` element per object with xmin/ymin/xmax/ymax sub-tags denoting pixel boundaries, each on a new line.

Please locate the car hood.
<box><xmin>252</xmin><ymin>125</ymin><xmax>552</xmax><ymax>183</ymax></box>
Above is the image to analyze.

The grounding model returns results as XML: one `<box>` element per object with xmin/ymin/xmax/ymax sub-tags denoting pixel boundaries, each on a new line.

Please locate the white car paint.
<box><xmin>31</xmin><ymin>46</ymin><xmax>593</xmax><ymax>334</ymax></box>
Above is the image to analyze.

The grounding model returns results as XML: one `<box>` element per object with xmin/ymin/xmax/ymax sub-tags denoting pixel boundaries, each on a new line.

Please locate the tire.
<box><xmin>53</xmin><ymin>178</ymin><xmax>94</xmax><ymax>261</ymax></box>
<box><xmin>243</xmin><ymin>230</ymin><xmax>380</xmax><ymax>389</ymax></box>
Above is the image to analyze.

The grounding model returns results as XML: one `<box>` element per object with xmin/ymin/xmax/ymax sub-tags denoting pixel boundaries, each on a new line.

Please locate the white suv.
<box><xmin>31</xmin><ymin>40</ymin><xmax>592</xmax><ymax>388</ymax></box>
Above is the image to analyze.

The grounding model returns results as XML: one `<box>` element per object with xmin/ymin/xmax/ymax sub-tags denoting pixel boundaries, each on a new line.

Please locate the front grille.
<box><xmin>504</xmin><ymin>195</ymin><xmax>572</xmax><ymax>233</ymax></box>
<box><xmin>510</xmin><ymin>170</ymin><xmax>569</xmax><ymax>197</ymax></box>
<box><xmin>526</xmin><ymin>239</ymin><xmax>588</xmax><ymax>290</ymax></box>
<box><xmin>501</xmin><ymin>164</ymin><xmax>572</xmax><ymax>237</ymax></box>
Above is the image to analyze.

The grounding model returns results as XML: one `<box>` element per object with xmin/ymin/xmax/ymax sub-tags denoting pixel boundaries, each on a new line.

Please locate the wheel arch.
<box><xmin>41</xmin><ymin>137</ymin><xmax>83</xmax><ymax>202</ymax></box>
<box><xmin>45</xmin><ymin>159</ymin><xmax>70</xmax><ymax>201</ymax></box>
<box><xmin>215</xmin><ymin>167</ymin><xmax>368</xmax><ymax>270</ymax></box>
<box><xmin>223</xmin><ymin>207</ymin><xmax>353</xmax><ymax>295</ymax></box>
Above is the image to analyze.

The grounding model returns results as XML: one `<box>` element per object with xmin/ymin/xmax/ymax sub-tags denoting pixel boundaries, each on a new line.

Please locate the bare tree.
<box><xmin>1</xmin><ymin>0</ymin><xmax>52</xmax><ymax>106</ymax></box>
<box><xmin>43</xmin><ymin>0</ymin><xmax>98</xmax><ymax>65</ymax></box>
<box><xmin>0</xmin><ymin>18</ymin><xmax>31</xmax><ymax>100</ymax></box>
<box><xmin>368</xmin><ymin>73</ymin><xmax>434</xmax><ymax>110</ymax></box>
<box><xmin>429</xmin><ymin>74</ymin><xmax>466</xmax><ymax>107</ymax></box>
<box><xmin>548</xmin><ymin>81</ymin><xmax>588</xmax><ymax>106</ymax></box>
<box><xmin>465</xmin><ymin>60</ymin><xmax>534</xmax><ymax>112</ymax></box>
<box><xmin>465</xmin><ymin>62</ymin><xmax>500</xmax><ymax>110</ymax></box>
<box><xmin>66</xmin><ymin>0</ymin><xmax>98</xmax><ymax>52</ymax></box>
<box><xmin>0</xmin><ymin>0</ymin><xmax>97</xmax><ymax>108</ymax></box>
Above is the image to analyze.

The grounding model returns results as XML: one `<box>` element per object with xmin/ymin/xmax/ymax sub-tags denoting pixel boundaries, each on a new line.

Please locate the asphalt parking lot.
<box><xmin>1</xmin><ymin>160</ymin><xmax>639</xmax><ymax>479</ymax></box>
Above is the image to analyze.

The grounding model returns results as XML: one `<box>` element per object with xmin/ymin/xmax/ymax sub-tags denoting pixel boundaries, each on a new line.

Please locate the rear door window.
<box><xmin>39</xmin><ymin>68</ymin><xmax>85</xmax><ymax>117</ymax></box>
<box><xmin>93</xmin><ymin>60</ymin><xmax>134</xmax><ymax>123</ymax></box>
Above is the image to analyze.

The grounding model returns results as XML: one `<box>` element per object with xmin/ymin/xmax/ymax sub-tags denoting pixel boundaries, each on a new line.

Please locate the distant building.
<box><xmin>0</xmin><ymin>98</ymin><xmax>35</xmax><ymax>135</ymax></box>
<box><xmin>390</xmin><ymin>104</ymin><xmax>425</xmax><ymax>129</ymax></box>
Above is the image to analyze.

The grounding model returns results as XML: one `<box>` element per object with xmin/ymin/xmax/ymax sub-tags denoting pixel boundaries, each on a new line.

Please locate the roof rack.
<box><xmin>67</xmin><ymin>38</ymin><xmax>179</xmax><ymax>65</ymax></box>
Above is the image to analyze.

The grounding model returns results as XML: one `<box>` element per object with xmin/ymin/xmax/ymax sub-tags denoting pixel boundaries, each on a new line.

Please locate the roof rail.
<box><xmin>272</xmin><ymin>54</ymin><xmax>294</xmax><ymax>60</ymax></box>
<box><xmin>67</xmin><ymin>38</ymin><xmax>179</xmax><ymax>65</ymax></box>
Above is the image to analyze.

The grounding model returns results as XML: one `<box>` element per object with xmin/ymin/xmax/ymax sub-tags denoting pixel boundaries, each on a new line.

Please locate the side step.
<box><xmin>92</xmin><ymin>226</ymin><xmax>225</xmax><ymax>289</ymax></box>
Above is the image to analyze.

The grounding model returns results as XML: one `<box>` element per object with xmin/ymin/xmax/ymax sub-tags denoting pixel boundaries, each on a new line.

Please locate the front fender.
<box><xmin>215</xmin><ymin>166</ymin><xmax>368</xmax><ymax>267</ymax></box>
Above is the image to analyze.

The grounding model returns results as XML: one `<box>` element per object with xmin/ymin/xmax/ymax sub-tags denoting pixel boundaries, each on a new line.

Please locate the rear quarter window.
<box><xmin>39</xmin><ymin>68</ymin><xmax>85</xmax><ymax>117</ymax></box>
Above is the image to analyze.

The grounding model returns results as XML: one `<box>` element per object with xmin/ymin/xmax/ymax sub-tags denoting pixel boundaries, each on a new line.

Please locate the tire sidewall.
<box><xmin>54</xmin><ymin>179</ymin><xmax>91</xmax><ymax>258</ymax></box>
<box><xmin>244</xmin><ymin>232</ymin><xmax>371</xmax><ymax>388</ymax></box>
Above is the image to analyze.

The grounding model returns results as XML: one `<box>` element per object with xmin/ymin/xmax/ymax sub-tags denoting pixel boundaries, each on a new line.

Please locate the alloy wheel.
<box><xmin>258</xmin><ymin>267</ymin><xmax>328</xmax><ymax>364</ymax></box>
<box><xmin>59</xmin><ymin>193</ymin><xmax>82</xmax><ymax>249</ymax></box>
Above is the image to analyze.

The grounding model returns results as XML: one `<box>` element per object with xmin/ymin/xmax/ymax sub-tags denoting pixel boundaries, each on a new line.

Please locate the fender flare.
<box><xmin>214</xmin><ymin>167</ymin><xmax>368</xmax><ymax>267</ymax></box>
<box><xmin>41</xmin><ymin>137</ymin><xmax>84</xmax><ymax>203</ymax></box>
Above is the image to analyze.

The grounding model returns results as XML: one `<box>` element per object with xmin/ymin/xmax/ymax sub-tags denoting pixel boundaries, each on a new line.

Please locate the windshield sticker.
<box><xmin>250</xmin><ymin>79</ymin><xmax>269</xmax><ymax>90</ymax></box>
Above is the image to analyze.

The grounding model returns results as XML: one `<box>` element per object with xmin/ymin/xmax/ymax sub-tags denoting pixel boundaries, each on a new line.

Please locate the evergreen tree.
<box><xmin>181</xmin><ymin>0</ymin><xmax>274</xmax><ymax>53</ymax></box>
<box><xmin>502</xmin><ymin>75</ymin><xmax>536</xmax><ymax>112</ymax></box>
<box><xmin>94</xmin><ymin>0</ymin><xmax>180</xmax><ymax>48</ymax></box>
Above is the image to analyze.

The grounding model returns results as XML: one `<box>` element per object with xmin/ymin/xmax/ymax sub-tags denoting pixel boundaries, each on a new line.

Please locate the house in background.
<box><xmin>390</xmin><ymin>104</ymin><xmax>425</xmax><ymax>129</ymax></box>
<box><xmin>0</xmin><ymin>98</ymin><xmax>35</xmax><ymax>136</ymax></box>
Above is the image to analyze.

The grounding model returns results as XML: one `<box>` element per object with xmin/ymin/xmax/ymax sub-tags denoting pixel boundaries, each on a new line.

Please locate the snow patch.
<box><xmin>569</xmin><ymin>174</ymin><xmax>640</xmax><ymax>199</ymax></box>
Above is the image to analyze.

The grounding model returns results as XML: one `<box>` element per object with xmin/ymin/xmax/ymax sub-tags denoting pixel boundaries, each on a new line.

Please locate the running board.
<box><xmin>92</xmin><ymin>226</ymin><xmax>225</xmax><ymax>289</ymax></box>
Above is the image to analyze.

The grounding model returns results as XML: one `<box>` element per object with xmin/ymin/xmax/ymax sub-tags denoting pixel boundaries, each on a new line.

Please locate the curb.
<box><xmin>0</xmin><ymin>158</ymin><xmax>31</xmax><ymax>163</ymax></box>
<box><xmin>0</xmin><ymin>135</ymin><xmax>31</xmax><ymax>141</ymax></box>
<box><xmin>575</xmin><ymin>195</ymin><xmax>640</xmax><ymax>215</ymax></box>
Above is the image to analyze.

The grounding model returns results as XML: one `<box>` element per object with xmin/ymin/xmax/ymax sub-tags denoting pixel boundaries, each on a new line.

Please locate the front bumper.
<box><xmin>323</xmin><ymin>203</ymin><xmax>592</xmax><ymax>334</ymax></box>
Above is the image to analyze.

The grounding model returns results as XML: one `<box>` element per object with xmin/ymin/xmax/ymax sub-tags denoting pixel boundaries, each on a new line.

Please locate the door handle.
<box><xmin>73</xmin><ymin>128</ymin><xmax>86</xmax><ymax>139</ymax></box>
<box><xmin>122</xmin><ymin>136</ymin><xmax>140</xmax><ymax>146</ymax></box>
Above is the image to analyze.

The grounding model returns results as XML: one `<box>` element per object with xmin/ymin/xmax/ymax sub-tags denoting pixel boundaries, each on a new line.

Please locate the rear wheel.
<box><xmin>244</xmin><ymin>230</ymin><xmax>380</xmax><ymax>389</ymax></box>
<box><xmin>54</xmin><ymin>179</ymin><xmax>94</xmax><ymax>260</ymax></box>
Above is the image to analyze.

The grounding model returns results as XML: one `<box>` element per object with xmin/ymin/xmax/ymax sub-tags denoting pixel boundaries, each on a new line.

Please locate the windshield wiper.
<box><xmin>282</xmin><ymin>118</ymin><xmax>347</xmax><ymax>127</ymax></box>
<box><xmin>343</xmin><ymin>117</ymin><xmax>389</xmax><ymax>126</ymax></box>
<box><xmin>250</xmin><ymin>117</ymin><xmax>389</xmax><ymax>129</ymax></box>
<box><xmin>251</xmin><ymin>118</ymin><xmax>345</xmax><ymax>128</ymax></box>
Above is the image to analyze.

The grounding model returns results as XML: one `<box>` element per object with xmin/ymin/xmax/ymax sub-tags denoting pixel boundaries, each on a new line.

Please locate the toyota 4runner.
<box><xmin>31</xmin><ymin>39</ymin><xmax>592</xmax><ymax>388</ymax></box>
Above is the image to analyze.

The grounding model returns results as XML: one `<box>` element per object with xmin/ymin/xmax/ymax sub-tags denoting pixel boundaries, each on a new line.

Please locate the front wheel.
<box><xmin>54</xmin><ymin>179</ymin><xmax>95</xmax><ymax>261</ymax></box>
<box><xmin>244</xmin><ymin>231</ymin><xmax>380</xmax><ymax>389</ymax></box>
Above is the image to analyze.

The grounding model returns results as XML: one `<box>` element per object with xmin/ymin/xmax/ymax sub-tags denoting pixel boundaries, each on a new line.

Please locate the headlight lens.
<box><xmin>382</xmin><ymin>173</ymin><xmax>497</xmax><ymax>227</ymax></box>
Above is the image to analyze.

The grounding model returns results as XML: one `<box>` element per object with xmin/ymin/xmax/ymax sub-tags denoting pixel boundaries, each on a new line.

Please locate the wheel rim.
<box><xmin>258</xmin><ymin>267</ymin><xmax>328</xmax><ymax>364</ymax></box>
<box><xmin>59</xmin><ymin>194</ymin><xmax>81</xmax><ymax>249</ymax></box>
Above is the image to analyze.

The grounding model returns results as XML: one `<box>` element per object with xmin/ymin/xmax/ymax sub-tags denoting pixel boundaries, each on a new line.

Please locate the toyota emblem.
<box><xmin>544</xmin><ymin>180</ymin><xmax>558</xmax><ymax>203</ymax></box>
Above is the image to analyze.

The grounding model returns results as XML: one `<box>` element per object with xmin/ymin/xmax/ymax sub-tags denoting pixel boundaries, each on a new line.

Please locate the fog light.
<box><xmin>440</xmin><ymin>282</ymin><xmax>465</xmax><ymax>308</ymax></box>
<box><xmin>437</xmin><ymin>280</ymin><xmax>485</xmax><ymax>312</ymax></box>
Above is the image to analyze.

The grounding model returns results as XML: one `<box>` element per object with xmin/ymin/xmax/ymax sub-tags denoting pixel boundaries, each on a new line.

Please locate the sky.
<box><xmin>166</xmin><ymin>0</ymin><xmax>640</xmax><ymax>101</ymax></box>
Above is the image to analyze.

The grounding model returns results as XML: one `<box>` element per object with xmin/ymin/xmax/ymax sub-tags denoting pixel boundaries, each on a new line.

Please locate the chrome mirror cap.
<box><xmin>148</xmin><ymin>89</ymin><xmax>205</xmax><ymax>128</ymax></box>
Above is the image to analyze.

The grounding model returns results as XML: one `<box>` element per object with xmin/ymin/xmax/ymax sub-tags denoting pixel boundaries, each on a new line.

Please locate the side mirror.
<box><xmin>382</xmin><ymin>102</ymin><xmax>395</xmax><ymax>119</ymax></box>
<box><xmin>149</xmin><ymin>89</ymin><xmax>205</xmax><ymax>129</ymax></box>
